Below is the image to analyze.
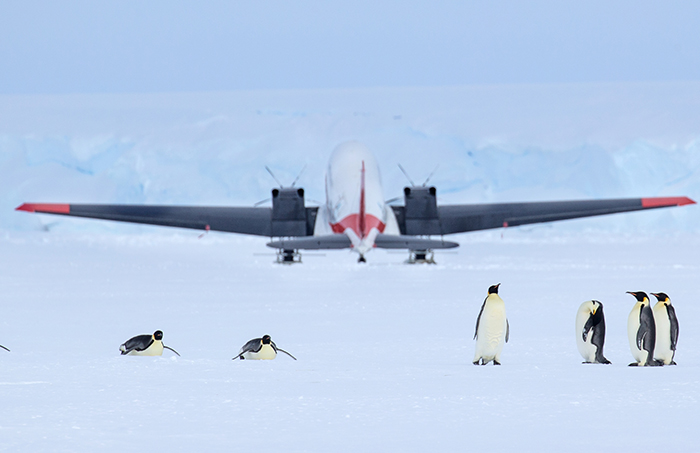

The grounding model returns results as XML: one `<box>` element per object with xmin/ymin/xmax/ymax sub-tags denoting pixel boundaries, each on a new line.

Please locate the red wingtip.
<box><xmin>641</xmin><ymin>196</ymin><xmax>696</xmax><ymax>208</ymax></box>
<box><xmin>15</xmin><ymin>203</ymin><xmax>70</xmax><ymax>214</ymax></box>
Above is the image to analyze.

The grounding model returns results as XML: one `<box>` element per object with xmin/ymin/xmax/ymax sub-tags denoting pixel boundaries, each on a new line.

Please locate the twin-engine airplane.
<box><xmin>16</xmin><ymin>141</ymin><xmax>696</xmax><ymax>263</ymax></box>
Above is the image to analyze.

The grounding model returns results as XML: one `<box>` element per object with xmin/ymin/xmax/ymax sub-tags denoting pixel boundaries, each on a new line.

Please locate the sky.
<box><xmin>2</xmin><ymin>0</ymin><xmax>700</xmax><ymax>94</ymax></box>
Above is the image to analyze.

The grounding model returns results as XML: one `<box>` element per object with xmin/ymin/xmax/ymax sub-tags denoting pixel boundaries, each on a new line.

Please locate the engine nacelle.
<box><xmin>271</xmin><ymin>187</ymin><xmax>307</xmax><ymax>236</ymax></box>
<box><xmin>403</xmin><ymin>186</ymin><xmax>441</xmax><ymax>235</ymax></box>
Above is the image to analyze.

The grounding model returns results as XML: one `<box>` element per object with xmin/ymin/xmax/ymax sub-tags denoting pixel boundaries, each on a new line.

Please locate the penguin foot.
<box><xmin>628</xmin><ymin>362</ymin><xmax>640</xmax><ymax>367</ymax></box>
<box><xmin>671</xmin><ymin>361</ymin><xmax>677</xmax><ymax>365</ymax></box>
<box><xmin>493</xmin><ymin>360</ymin><xmax>501</xmax><ymax>366</ymax></box>
<box><xmin>598</xmin><ymin>358</ymin><xmax>612</xmax><ymax>364</ymax></box>
<box><xmin>472</xmin><ymin>360</ymin><xmax>480</xmax><ymax>365</ymax></box>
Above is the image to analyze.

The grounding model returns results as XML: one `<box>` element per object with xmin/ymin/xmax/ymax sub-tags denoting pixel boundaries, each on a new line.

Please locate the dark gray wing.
<box><xmin>505</xmin><ymin>319</ymin><xmax>509</xmax><ymax>343</ymax></box>
<box><xmin>474</xmin><ymin>297</ymin><xmax>487</xmax><ymax>340</ymax></box>
<box><xmin>667</xmin><ymin>305</ymin><xmax>679</xmax><ymax>350</ymax></box>
<box><xmin>121</xmin><ymin>334</ymin><xmax>153</xmax><ymax>354</ymax></box>
<box><xmin>392</xmin><ymin>197</ymin><xmax>695</xmax><ymax>235</ymax></box>
<box><xmin>16</xmin><ymin>203</ymin><xmax>319</xmax><ymax>238</ymax></box>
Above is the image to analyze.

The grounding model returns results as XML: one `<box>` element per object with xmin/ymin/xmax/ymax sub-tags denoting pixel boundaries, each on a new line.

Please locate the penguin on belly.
<box><xmin>575</xmin><ymin>300</ymin><xmax>611</xmax><ymax>364</ymax></box>
<box><xmin>651</xmin><ymin>292</ymin><xmax>679</xmax><ymax>365</ymax></box>
<box><xmin>233</xmin><ymin>335</ymin><xmax>297</xmax><ymax>360</ymax></box>
<box><xmin>473</xmin><ymin>283</ymin><xmax>509</xmax><ymax>365</ymax></box>
<box><xmin>119</xmin><ymin>330</ymin><xmax>180</xmax><ymax>357</ymax></box>
<box><xmin>626</xmin><ymin>291</ymin><xmax>661</xmax><ymax>366</ymax></box>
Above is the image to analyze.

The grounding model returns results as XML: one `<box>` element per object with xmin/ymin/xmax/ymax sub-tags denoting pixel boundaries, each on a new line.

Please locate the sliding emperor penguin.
<box><xmin>119</xmin><ymin>330</ymin><xmax>181</xmax><ymax>357</ymax></box>
<box><xmin>626</xmin><ymin>291</ymin><xmax>660</xmax><ymax>366</ymax></box>
<box><xmin>233</xmin><ymin>335</ymin><xmax>297</xmax><ymax>360</ymax></box>
<box><xmin>575</xmin><ymin>300</ymin><xmax>611</xmax><ymax>364</ymax></box>
<box><xmin>473</xmin><ymin>283</ymin><xmax>509</xmax><ymax>365</ymax></box>
<box><xmin>651</xmin><ymin>292</ymin><xmax>679</xmax><ymax>365</ymax></box>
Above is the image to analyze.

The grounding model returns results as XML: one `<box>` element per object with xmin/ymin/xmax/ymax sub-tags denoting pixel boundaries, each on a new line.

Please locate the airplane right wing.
<box><xmin>391</xmin><ymin>196</ymin><xmax>696</xmax><ymax>235</ymax></box>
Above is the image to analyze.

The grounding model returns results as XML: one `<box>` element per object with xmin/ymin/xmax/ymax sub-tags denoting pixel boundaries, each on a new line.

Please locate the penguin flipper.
<box><xmin>474</xmin><ymin>299</ymin><xmax>487</xmax><ymax>340</ymax></box>
<box><xmin>667</xmin><ymin>304</ymin><xmax>679</xmax><ymax>350</ymax></box>
<box><xmin>276</xmin><ymin>348</ymin><xmax>297</xmax><ymax>360</ymax></box>
<box><xmin>505</xmin><ymin>319</ymin><xmax>510</xmax><ymax>343</ymax></box>
<box><xmin>636</xmin><ymin>327</ymin><xmax>647</xmax><ymax>351</ymax></box>
<box><xmin>163</xmin><ymin>345</ymin><xmax>181</xmax><ymax>357</ymax></box>
<box><xmin>0</xmin><ymin>344</ymin><xmax>9</xmax><ymax>352</ymax></box>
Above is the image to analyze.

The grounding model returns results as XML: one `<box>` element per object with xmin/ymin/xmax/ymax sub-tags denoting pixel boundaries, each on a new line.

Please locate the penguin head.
<box><xmin>591</xmin><ymin>300</ymin><xmax>602</xmax><ymax>314</ymax></box>
<box><xmin>651</xmin><ymin>292</ymin><xmax>669</xmax><ymax>303</ymax></box>
<box><xmin>626</xmin><ymin>291</ymin><xmax>649</xmax><ymax>304</ymax></box>
<box><xmin>262</xmin><ymin>335</ymin><xmax>272</xmax><ymax>345</ymax></box>
<box><xmin>153</xmin><ymin>330</ymin><xmax>164</xmax><ymax>341</ymax></box>
<box><xmin>488</xmin><ymin>283</ymin><xmax>501</xmax><ymax>294</ymax></box>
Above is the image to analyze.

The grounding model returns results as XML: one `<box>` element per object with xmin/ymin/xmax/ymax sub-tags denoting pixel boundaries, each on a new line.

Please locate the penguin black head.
<box><xmin>154</xmin><ymin>330</ymin><xmax>164</xmax><ymax>341</ymax></box>
<box><xmin>488</xmin><ymin>283</ymin><xmax>501</xmax><ymax>294</ymax></box>
<box><xmin>626</xmin><ymin>291</ymin><xmax>648</xmax><ymax>302</ymax></box>
<box><xmin>262</xmin><ymin>335</ymin><xmax>272</xmax><ymax>344</ymax></box>
<box><xmin>651</xmin><ymin>292</ymin><xmax>669</xmax><ymax>302</ymax></box>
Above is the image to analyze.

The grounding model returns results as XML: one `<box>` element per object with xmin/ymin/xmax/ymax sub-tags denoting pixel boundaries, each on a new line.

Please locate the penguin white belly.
<box><xmin>126</xmin><ymin>340</ymin><xmax>164</xmax><ymax>356</ymax></box>
<box><xmin>627</xmin><ymin>305</ymin><xmax>645</xmax><ymax>364</ymax></box>
<box><xmin>653</xmin><ymin>305</ymin><xmax>673</xmax><ymax>364</ymax></box>
<box><xmin>243</xmin><ymin>343</ymin><xmax>277</xmax><ymax>360</ymax></box>
<box><xmin>575</xmin><ymin>310</ymin><xmax>595</xmax><ymax>362</ymax></box>
<box><xmin>474</xmin><ymin>303</ymin><xmax>507</xmax><ymax>362</ymax></box>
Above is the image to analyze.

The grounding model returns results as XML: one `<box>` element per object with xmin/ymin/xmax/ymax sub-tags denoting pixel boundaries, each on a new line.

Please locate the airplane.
<box><xmin>16</xmin><ymin>141</ymin><xmax>696</xmax><ymax>263</ymax></box>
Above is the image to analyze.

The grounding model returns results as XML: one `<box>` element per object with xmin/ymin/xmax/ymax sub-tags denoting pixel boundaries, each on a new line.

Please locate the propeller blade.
<box><xmin>397</xmin><ymin>163</ymin><xmax>415</xmax><ymax>186</ymax></box>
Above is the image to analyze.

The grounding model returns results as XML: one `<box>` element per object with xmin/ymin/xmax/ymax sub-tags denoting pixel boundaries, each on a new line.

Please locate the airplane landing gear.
<box><xmin>276</xmin><ymin>249</ymin><xmax>302</xmax><ymax>264</ymax></box>
<box><xmin>406</xmin><ymin>249</ymin><xmax>436</xmax><ymax>264</ymax></box>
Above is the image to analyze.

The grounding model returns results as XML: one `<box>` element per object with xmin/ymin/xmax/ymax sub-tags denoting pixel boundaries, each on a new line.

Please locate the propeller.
<box><xmin>255</xmin><ymin>164</ymin><xmax>307</xmax><ymax>206</ymax></box>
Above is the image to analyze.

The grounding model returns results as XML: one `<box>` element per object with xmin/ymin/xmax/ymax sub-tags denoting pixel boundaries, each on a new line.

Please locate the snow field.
<box><xmin>1</xmin><ymin>229</ymin><xmax>698</xmax><ymax>451</ymax></box>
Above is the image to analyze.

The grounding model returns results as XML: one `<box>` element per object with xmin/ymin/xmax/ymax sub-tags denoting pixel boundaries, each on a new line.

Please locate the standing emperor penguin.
<box><xmin>473</xmin><ymin>283</ymin><xmax>509</xmax><ymax>365</ymax></box>
<box><xmin>651</xmin><ymin>292</ymin><xmax>679</xmax><ymax>365</ymax></box>
<box><xmin>119</xmin><ymin>330</ymin><xmax>181</xmax><ymax>356</ymax></box>
<box><xmin>233</xmin><ymin>335</ymin><xmax>297</xmax><ymax>360</ymax></box>
<box><xmin>575</xmin><ymin>300</ymin><xmax>611</xmax><ymax>364</ymax></box>
<box><xmin>626</xmin><ymin>291</ymin><xmax>660</xmax><ymax>366</ymax></box>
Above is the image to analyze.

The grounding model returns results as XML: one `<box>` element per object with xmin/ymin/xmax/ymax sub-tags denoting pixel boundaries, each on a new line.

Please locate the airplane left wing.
<box><xmin>15</xmin><ymin>203</ymin><xmax>319</xmax><ymax>237</ymax></box>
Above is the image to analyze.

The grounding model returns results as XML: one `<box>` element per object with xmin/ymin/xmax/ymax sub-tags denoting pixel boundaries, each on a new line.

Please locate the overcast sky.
<box><xmin>1</xmin><ymin>0</ymin><xmax>699</xmax><ymax>94</ymax></box>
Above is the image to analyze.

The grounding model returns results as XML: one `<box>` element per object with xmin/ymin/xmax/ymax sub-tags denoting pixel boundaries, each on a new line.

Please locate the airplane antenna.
<box><xmin>290</xmin><ymin>164</ymin><xmax>307</xmax><ymax>188</ymax></box>
<box><xmin>397</xmin><ymin>164</ymin><xmax>416</xmax><ymax>186</ymax></box>
<box><xmin>265</xmin><ymin>166</ymin><xmax>284</xmax><ymax>187</ymax></box>
<box><xmin>422</xmin><ymin>164</ymin><xmax>440</xmax><ymax>186</ymax></box>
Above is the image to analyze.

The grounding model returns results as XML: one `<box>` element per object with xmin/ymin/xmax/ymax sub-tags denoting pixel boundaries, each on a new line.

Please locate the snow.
<box><xmin>1</xmin><ymin>230</ymin><xmax>699</xmax><ymax>451</ymax></box>
<box><xmin>1</xmin><ymin>83</ymin><xmax>699</xmax><ymax>450</ymax></box>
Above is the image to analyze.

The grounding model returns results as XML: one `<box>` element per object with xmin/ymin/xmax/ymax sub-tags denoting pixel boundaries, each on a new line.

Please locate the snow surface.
<box><xmin>1</xmin><ymin>83</ymin><xmax>699</xmax><ymax>451</ymax></box>
<box><xmin>1</xmin><ymin>230</ymin><xmax>699</xmax><ymax>452</ymax></box>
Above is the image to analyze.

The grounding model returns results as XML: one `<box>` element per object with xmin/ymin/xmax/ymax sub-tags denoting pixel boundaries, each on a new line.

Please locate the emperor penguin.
<box><xmin>651</xmin><ymin>292</ymin><xmax>679</xmax><ymax>365</ymax></box>
<box><xmin>473</xmin><ymin>283</ymin><xmax>509</xmax><ymax>365</ymax></box>
<box><xmin>626</xmin><ymin>291</ymin><xmax>660</xmax><ymax>366</ymax></box>
<box><xmin>233</xmin><ymin>335</ymin><xmax>297</xmax><ymax>360</ymax></box>
<box><xmin>119</xmin><ymin>330</ymin><xmax>181</xmax><ymax>357</ymax></box>
<box><xmin>575</xmin><ymin>300</ymin><xmax>611</xmax><ymax>364</ymax></box>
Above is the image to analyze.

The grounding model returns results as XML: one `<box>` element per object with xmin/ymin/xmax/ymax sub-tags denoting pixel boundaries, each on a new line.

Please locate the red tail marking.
<box><xmin>359</xmin><ymin>161</ymin><xmax>366</xmax><ymax>239</ymax></box>
<box><xmin>641</xmin><ymin>196</ymin><xmax>696</xmax><ymax>208</ymax></box>
<box><xmin>15</xmin><ymin>203</ymin><xmax>70</xmax><ymax>214</ymax></box>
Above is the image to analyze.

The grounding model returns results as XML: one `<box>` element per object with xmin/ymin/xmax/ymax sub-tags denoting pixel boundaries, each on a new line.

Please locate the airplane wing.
<box><xmin>15</xmin><ymin>203</ymin><xmax>319</xmax><ymax>237</ymax></box>
<box><xmin>392</xmin><ymin>196</ymin><xmax>695</xmax><ymax>235</ymax></box>
<box><xmin>373</xmin><ymin>234</ymin><xmax>458</xmax><ymax>249</ymax></box>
